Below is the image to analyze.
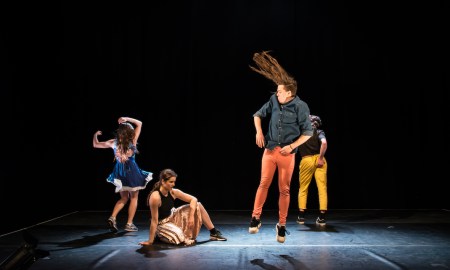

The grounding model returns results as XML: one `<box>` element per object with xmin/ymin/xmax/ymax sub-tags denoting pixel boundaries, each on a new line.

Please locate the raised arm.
<box><xmin>92</xmin><ymin>131</ymin><xmax>114</xmax><ymax>149</ymax></box>
<box><xmin>118</xmin><ymin>117</ymin><xmax>142</xmax><ymax>145</ymax></box>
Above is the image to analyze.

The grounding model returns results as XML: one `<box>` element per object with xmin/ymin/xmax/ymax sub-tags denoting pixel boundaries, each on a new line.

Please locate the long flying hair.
<box><xmin>249</xmin><ymin>50</ymin><xmax>298</xmax><ymax>95</ymax></box>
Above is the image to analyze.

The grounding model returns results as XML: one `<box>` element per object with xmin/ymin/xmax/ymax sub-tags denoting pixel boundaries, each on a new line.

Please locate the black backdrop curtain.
<box><xmin>1</xmin><ymin>0</ymin><xmax>448</xmax><ymax>234</ymax></box>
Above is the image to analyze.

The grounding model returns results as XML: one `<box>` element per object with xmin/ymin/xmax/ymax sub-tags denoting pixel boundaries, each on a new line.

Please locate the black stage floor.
<box><xmin>1</xmin><ymin>209</ymin><xmax>449</xmax><ymax>270</ymax></box>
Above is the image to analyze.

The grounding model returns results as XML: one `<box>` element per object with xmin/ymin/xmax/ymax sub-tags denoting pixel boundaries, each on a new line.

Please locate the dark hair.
<box><xmin>159</xmin><ymin>168</ymin><xmax>178</xmax><ymax>181</ymax></box>
<box><xmin>309</xmin><ymin>115</ymin><xmax>322</xmax><ymax>128</ymax></box>
<box><xmin>147</xmin><ymin>169</ymin><xmax>178</xmax><ymax>205</ymax></box>
<box><xmin>114</xmin><ymin>122</ymin><xmax>138</xmax><ymax>157</ymax></box>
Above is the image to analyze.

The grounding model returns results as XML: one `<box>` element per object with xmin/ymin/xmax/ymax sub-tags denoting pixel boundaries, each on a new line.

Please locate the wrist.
<box><xmin>289</xmin><ymin>144</ymin><xmax>294</xmax><ymax>150</ymax></box>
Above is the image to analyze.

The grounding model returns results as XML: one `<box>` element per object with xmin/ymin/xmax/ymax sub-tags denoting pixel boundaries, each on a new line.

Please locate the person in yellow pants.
<box><xmin>297</xmin><ymin>115</ymin><xmax>328</xmax><ymax>226</ymax></box>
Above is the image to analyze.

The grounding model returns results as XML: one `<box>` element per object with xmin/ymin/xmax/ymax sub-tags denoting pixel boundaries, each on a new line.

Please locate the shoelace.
<box><xmin>277</xmin><ymin>226</ymin><xmax>291</xmax><ymax>236</ymax></box>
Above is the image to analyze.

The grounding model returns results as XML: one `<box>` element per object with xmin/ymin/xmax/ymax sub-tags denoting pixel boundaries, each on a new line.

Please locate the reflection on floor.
<box><xmin>1</xmin><ymin>209</ymin><xmax>449</xmax><ymax>270</ymax></box>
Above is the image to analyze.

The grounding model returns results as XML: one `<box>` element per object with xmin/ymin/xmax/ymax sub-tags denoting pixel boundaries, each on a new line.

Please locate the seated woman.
<box><xmin>139</xmin><ymin>168</ymin><xmax>227</xmax><ymax>246</ymax></box>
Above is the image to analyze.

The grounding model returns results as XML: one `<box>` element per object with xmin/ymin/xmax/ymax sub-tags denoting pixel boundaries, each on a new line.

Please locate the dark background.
<box><xmin>1</xmin><ymin>0</ymin><xmax>448</xmax><ymax>235</ymax></box>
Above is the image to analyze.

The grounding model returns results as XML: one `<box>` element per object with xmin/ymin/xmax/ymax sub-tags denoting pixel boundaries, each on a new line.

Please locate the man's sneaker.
<box><xmin>276</xmin><ymin>223</ymin><xmax>290</xmax><ymax>243</ymax></box>
<box><xmin>316</xmin><ymin>216</ymin><xmax>326</xmax><ymax>226</ymax></box>
<box><xmin>249</xmin><ymin>217</ymin><xmax>261</xmax><ymax>234</ymax></box>
<box><xmin>108</xmin><ymin>217</ymin><xmax>118</xmax><ymax>233</ymax></box>
<box><xmin>124</xmin><ymin>223</ymin><xmax>138</xmax><ymax>232</ymax></box>
<box><xmin>210</xmin><ymin>230</ymin><xmax>227</xmax><ymax>241</ymax></box>
<box><xmin>297</xmin><ymin>212</ymin><xmax>305</xmax><ymax>224</ymax></box>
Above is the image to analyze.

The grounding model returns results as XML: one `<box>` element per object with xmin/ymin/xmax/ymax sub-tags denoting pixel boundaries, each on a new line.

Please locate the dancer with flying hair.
<box><xmin>248</xmin><ymin>51</ymin><xmax>313</xmax><ymax>243</ymax></box>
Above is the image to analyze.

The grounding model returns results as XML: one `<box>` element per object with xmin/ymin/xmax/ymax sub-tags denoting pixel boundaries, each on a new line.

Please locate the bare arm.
<box><xmin>139</xmin><ymin>192</ymin><xmax>160</xmax><ymax>246</ymax></box>
<box><xmin>92</xmin><ymin>131</ymin><xmax>114</xmax><ymax>149</ymax></box>
<box><xmin>118</xmin><ymin>117</ymin><xmax>142</xmax><ymax>145</ymax></box>
<box><xmin>280</xmin><ymin>134</ymin><xmax>312</xmax><ymax>156</ymax></box>
<box><xmin>254</xmin><ymin>116</ymin><xmax>265</xmax><ymax>148</ymax></box>
<box><xmin>290</xmin><ymin>134</ymin><xmax>312</xmax><ymax>149</ymax></box>
<box><xmin>316</xmin><ymin>138</ymin><xmax>328</xmax><ymax>168</ymax></box>
<box><xmin>172</xmin><ymin>189</ymin><xmax>198</xmax><ymax>226</ymax></box>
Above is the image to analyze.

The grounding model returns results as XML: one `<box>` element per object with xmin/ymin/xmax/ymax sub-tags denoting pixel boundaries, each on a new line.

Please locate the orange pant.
<box><xmin>252</xmin><ymin>147</ymin><xmax>295</xmax><ymax>225</ymax></box>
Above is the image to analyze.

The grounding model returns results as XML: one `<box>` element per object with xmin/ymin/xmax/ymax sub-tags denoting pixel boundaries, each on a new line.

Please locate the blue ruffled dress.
<box><xmin>106</xmin><ymin>143</ymin><xmax>153</xmax><ymax>193</ymax></box>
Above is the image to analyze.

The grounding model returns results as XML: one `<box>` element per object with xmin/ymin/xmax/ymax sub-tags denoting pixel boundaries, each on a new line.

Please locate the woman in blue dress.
<box><xmin>93</xmin><ymin>116</ymin><xmax>153</xmax><ymax>232</ymax></box>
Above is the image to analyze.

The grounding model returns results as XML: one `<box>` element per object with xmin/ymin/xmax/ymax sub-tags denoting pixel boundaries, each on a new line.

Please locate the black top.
<box><xmin>157</xmin><ymin>190</ymin><xmax>175</xmax><ymax>220</ymax></box>
<box><xmin>298</xmin><ymin>128</ymin><xmax>326</xmax><ymax>157</ymax></box>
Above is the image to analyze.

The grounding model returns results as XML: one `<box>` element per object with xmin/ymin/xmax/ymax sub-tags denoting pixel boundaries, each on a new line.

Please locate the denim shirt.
<box><xmin>253</xmin><ymin>94</ymin><xmax>313</xmax><ymax>153</ymax></box>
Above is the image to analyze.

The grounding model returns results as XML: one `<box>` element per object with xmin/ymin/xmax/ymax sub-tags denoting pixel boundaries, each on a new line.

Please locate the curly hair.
<box><xmin>249</xmin><ymin>50</ymin><xmax>297</xmax><ymax>95</ymax></box>
<box><xmin>309</xmin><ymin>115</ymin><xmax>322</xmax><ymax>128</ymax></box>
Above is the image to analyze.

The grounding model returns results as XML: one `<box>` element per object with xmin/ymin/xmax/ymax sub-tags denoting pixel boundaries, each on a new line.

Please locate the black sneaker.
<box><xmin>297</xmin><ymin>212</ymin><xmax>305</xmax><ymax>225</ymax></box>
<box><xmin>276</xmin><ymin>223</ymin><xmax>290</xmax><ymax>243</ymax></box>
<box><xmin>316</xmin><ymin>216</ymin><xmax>326</xmax><ymax>226</ymax></box>
<box><xmin>108</xmin><ymin>217</ymin><xmax>118</xmax><ymax>233</ymax></box>
<box><xmin>210</xmin><ymin>230</ymin><xmax>227</xmax><ymax>241</ymax></box>
<box><xmin>249</xmin><ymin>217</ymin><xmax>261</xmax><ymax>234</ymax></box>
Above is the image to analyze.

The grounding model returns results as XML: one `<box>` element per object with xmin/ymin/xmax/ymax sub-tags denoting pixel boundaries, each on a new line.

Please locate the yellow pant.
<box><xmin>298</xmin><ymin>155</ymin><xmax>328</xmax><ymax>211</ymax></box>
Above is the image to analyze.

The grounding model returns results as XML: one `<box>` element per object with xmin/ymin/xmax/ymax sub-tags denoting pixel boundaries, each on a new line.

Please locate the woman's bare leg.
<box><xmin>127</xmin><ymin>191</ymin><xmax>139</xmax><ymax>224</ymax></box>
<box><xmin>198</xmin><ymin>202</ymin><xmax>214</xmax><ymax>230</ymax></box>
<box><xmin>111</xmin><ymin>191</ymin><xmax>130</xmax><ymax>218</ymax></box>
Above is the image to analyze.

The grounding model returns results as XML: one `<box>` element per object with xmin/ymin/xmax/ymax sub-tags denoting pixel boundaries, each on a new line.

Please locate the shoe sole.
<box><xmin>316</xmin><ymin>220</ymin><xmax>326</xmax><ymax>226</ymax></box>
<box><xmin>276</xmin><ymin>236</ymin><xmax>286</xmax><ymax>243</ymax></box>
<box><xmin>124</xmin><ymin>229</ymin><xmax>138</xmax><ymax>232</ymax></box>
<box><xmin>276</xmin><ymin>225</ymin><xmax>286</xmax><ymax>243</ymax></box>
<box><xmin>210</xmin><ymin>237</ymin><xmax>227</xmax><ymax>241</ymax></box>
<box><xmin>296</xmin><ymin>220</ymin><xmax>305</xmax><ymax>225</ymax></box>
<box><xmin>108</xmin><ymin>220</ymin><xmax>118</xmax><ymax>233</ymax></box>
<box><xmin>249</xmin><ymin>223</ymin><xmax>261</xmax><ymax>234</ymax></box>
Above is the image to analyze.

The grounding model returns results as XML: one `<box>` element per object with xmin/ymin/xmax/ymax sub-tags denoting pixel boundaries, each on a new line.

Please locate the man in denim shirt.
<box><xmin>248</xmin><ymin>51</ymin><xmax>313</xmax><ymax>243</ymax></box>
